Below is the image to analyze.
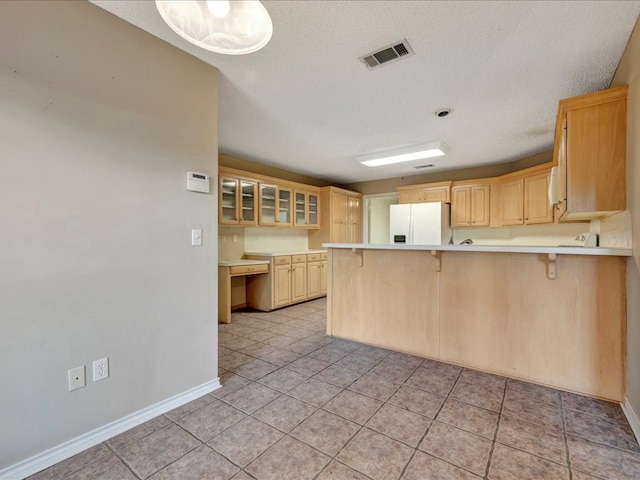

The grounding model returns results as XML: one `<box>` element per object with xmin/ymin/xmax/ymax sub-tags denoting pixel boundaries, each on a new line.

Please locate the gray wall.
<box><xmin>612</xmin><ymin>16</ymin><xmax>640</xmax><ymax>421</ymax></box>
<box><xmin>0</xmin><ymin>1</ymin><xmax>218</xmax><ymax>467</ymax></box>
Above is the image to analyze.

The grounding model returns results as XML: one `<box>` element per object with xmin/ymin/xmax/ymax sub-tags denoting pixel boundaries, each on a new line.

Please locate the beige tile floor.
<box><xmin>28</xmin><ymin>298</ymin><xmax>640</xmax><ymax>480</ymax></box>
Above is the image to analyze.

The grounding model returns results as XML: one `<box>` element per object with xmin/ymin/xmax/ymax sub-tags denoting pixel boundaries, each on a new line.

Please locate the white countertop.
<box><xmin>323</xmin><ymin>243</ymin><xmax>632</xmax><ymax>257</ymax></box>
<box><xmin>218</xmin><ymin>259</ymin><xmax>271</xmax><ymax>267</ymax></box>
<box><xmin>244</xmin><ymin>249</ymin><xmax>327</xmax><ymax>257</ymax></box>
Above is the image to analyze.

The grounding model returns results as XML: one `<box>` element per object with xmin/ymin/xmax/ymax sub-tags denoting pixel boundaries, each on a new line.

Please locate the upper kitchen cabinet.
<box><xmin>259</xmin><ymin>183</ymin><xmax>293</xmax><ymax>227</ymax></box>
<box><xmin>554</xmin><ymin>86</ymin><xmax>627</xmax><ymax>221</ymax></box>
<box><xmin>309</xmin><ymin>186</ymin><xmax>363</xmax><ymax>247</ymax></box>
<box><xmin>294</xmin><ymin>190</ymin><xmax>320</xmax><ymax>228</ymax></box>
<box><xmin>219</xmin><ymin>174</ymin><xmax>258</xmax><ymax>226</ymax></box>
<box><xmin>451</xmin><ymin>182</ymin><xmax>491</xmax><ymax>227</ymax></box>
<box><xmin>500</xmin><ymin>165</ymin><xmax>553</xmax><ymax>226</ymax></box>
<box><xmin>397</xmin><ymin>181</ymin><xmax>452</xmax><ymax>204</ymax></box>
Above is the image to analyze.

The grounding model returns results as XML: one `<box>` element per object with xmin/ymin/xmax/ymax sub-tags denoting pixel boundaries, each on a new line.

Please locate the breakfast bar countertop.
<box><xmin>323</xmin><ymin>243</ymin><xmax>632</xmax><ymax>257</ymax></box>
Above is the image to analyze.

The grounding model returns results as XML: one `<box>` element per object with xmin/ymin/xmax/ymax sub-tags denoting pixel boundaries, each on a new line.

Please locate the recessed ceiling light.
<box><xmin>435</xmin><ymin>108</ymin><xmax>453</xmax><ymax>118</ymax></box>
<box><xmin>155</xmin><ymin>0</ymin><xmax>273</xmax><ymax>55</ymax></box>
<box><xmin>357</xmin><ymin>141</ymin><xmax>449</xmax><ymax>168</ymax></box>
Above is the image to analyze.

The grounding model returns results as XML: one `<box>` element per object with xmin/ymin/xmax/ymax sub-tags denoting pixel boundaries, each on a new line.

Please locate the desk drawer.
<box><xmin>292</xmin><ymin>254</ymin><xmax>307</xmax><ymax>264</ymax></box>
<box><xmin>230</xmin><ymin>264</ymin><xmax>268</xmax><ymax>275</ymax></box>
<box><xmin>274</xmin><ymin>256</ymin><xmax>291</xmax><ymax>266</ymax></box>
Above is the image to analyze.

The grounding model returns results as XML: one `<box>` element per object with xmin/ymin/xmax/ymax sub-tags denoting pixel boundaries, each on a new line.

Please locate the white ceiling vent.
<box><xmin>360</xmin><ymin>39</ymin><xmax>414</xmax><ymax>69</ymax></box>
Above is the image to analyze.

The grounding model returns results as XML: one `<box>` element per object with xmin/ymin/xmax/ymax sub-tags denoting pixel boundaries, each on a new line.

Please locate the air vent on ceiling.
<box><xmin>360</xmin><ymin>39</ymin><xmax>414</xmax><ymax>69</ymax></box>
<box><xmin>414</xmin><ymin>164</ymin><xmax>435</xmax><ymax>170</ymax></box>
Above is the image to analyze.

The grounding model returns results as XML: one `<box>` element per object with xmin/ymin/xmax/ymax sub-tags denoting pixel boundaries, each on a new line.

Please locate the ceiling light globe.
<box><xmin>156</xmin><ymin>0</ymin><xmax>273</xmax><ymax>55</ymax></box>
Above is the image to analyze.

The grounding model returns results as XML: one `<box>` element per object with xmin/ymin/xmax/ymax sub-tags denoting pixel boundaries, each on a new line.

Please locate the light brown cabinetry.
<box><xmin>397</xmin><ymin>181</ymin><xmax>451</xmax><ymax>204</ymax></box>
<box><xmin>294</xmin><ymin>190</ymin><xmax>319</xmax><ymax>228</ymax></box>
<box><xmin>451</xmin><ymin>183</ymin><xmax>491</xmax><ymax>227</ymax></box>
<box><xmin>291</xmin><ymin>255</ymin><xmax>307</xmax><ymax>303</ymax></box>
<box><xmin>309</xmin><ymin>187</ymin><xmax>362</xmax><ymax>248</ymax></box>
<box><xmin>246</xmin><ymin>252</ymin><xmax>326</xmax><ymax>311</ymax></box>
<box><xmin>307</xmin><ymin>252</ymin><xmax>328</xmax><ymax>299</ymax></box>
<box><xmin>219</xmin><ymin>175</ymin><xmax>258</xmax><ymax>225</ymax></box>
<box><xmin>218</xmin><ymin>167</ymin><xmax>320</xmax><ymax>229</ymax></box>
<box><xmin>259</xmin><ymin>183</ymin><xmax>293</xmax><ymax>227</ymax></box>
<box><xmin>554</xmin><ymin>86</ymin><xmax>627</xmax><ymax>221</ymax></box>
<box><xmin>500</xmin><ymin>166</ymin><xmax>553</xmax><ymax>226</ymax></box>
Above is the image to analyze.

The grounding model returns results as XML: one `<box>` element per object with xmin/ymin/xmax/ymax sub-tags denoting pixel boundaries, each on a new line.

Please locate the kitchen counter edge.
<box><xmin>322</xmin><ymin>243</ymin><xmax>632</xmax><ymax>257</ymax></box>
<box><xmin>244</xmin><ymin>249</ymin><xmax>328</xmax><ymax>257</ymax></box>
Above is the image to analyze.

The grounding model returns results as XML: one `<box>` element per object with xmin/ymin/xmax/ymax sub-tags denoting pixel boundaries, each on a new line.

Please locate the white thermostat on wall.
<box><xmin>186</xmin><ymin>171</ymin><xmax>210</xmax><ymax>193</ymax></box>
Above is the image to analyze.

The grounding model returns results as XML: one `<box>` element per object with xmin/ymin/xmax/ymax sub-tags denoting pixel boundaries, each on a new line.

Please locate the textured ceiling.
<box><xmin>91</xmin><ymin>1</ymin><xmax>640</xmax><ymax>183</ymax></box>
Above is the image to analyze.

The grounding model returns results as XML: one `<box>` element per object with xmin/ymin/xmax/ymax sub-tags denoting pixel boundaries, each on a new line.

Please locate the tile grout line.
<box><xmin>483</xmin><ymin>376</ymin><xmax>508</xmax><ymax>480</ymax></box>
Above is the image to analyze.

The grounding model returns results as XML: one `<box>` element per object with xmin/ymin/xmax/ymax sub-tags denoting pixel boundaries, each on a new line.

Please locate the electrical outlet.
<box><xmin>93</xmin><ymin>357</ymin><xmax>109</xmax><ymax>382</ymax></box>
<box><xmin>68</xmin><ymin>366</ymin><xmax>85</xmax><ymax>391</ymax></box>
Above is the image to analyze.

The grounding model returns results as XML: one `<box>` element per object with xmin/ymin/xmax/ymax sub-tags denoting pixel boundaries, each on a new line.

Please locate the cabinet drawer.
<box><xmin>229</xmin><ymin>264</ymin><xmax>268</xmax><ymax>275</ymax></box>
<box><xmin>292</xmin><ymin>254</ymin><xmax>307</xmax><ymax>264</ymax></box>
<box><xmin>274</xmin><ymin>256</ymin><xmax>291</xmax><ymax>266</ymax></box>
<box><xmin>307</xmin><ymin>253</ymin><xmax>320</xmax><ymax>261</ymax></box>
<box><xmin>320</xmin><ymin>253</ymin><xmax>328</xmax><ymax>260</ymax></box>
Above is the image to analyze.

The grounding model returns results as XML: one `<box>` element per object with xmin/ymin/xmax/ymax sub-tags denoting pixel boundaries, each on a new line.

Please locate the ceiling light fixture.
<box><xmin>357</xmin><ymin>141</ymin><xmax>450</xmax><ymax>167</ymax></box>
<box><xmin>155</xmin><ymin>1</ymin><xmax>273</xmax><ymax>55</ymax></box>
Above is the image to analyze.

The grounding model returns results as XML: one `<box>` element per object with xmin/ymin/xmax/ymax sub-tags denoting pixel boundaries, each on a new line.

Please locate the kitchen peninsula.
<box><xmin>323</xmin><ymin>243</ymin><xmax>631</xmax><ymax>401</ymax></box>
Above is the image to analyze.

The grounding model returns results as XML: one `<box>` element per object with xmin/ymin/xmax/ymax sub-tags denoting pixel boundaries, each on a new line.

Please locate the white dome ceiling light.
<box><xmin>155</xmin><ymin>1</ymin><xmax>273</xmax><ymax>55</ymax></box>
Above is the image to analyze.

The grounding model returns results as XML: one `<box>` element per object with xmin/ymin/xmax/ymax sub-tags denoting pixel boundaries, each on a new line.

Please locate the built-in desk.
<box><xmin>218</xmin><ymin>259</ymin><xmax>269</xmax><ymax>323</ymax></box>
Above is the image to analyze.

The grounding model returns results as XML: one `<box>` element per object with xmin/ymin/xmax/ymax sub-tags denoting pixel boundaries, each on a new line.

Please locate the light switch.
<box><xmin>192</xmin><ymin>229</ymin><xmax>202</xmax><ymax>246</ymax></box>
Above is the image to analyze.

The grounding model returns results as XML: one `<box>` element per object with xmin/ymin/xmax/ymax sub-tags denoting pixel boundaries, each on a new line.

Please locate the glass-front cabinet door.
<box><xmin>277</xmin><ymin>187</ymin><xmax>292</xmax><ymax>226</ymax></box>
<box><xmin>307</xmin><ymin>193</ymin><xmax>319</xmax><ymax>227</ymax></box>
<box><xmin>259</xmin><ymin>183</ymin><xmax>277</xmax><ymax>226</ymax></box>
<box><xmin>293</xmin><ymin>190</ymin><xmax>319</xmax><ymax>228</ymax></box>
<box><xmin>239</xmin><ymin>180</ymin><xmax>257</xmax><ymax>225</ymax></box>
<box><xmin>295</xmin><ymin>191</ymin><xmax>307</xmax><ymax>226</ymax></box>
<box><xmin>219</xmin><ymin>176</ymin><xmax>238</xmax><ymax>224</ymax></box>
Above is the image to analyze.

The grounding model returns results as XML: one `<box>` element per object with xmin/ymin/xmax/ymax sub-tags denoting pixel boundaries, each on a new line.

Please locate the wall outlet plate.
<box><xmin>68</xmin><ymin>366</ymin><xmax>85</xmax><ymax>391</ymax></box>
<box><xmin>93</xmin><ymin>357</ymin><xmax>109</xmax><ymax>382</ymax></box>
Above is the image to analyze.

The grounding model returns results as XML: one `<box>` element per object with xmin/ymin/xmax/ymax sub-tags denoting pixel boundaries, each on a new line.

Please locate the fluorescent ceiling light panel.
<box><xmin>358</xmin><ymin>141</ymin><xmax>450</xmax><ymax>167</ymax></box>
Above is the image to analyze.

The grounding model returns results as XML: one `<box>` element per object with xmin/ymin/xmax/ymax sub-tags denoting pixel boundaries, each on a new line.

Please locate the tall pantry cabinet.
<box><xmin>309</xmin><ymin>186</ymin><xmax>363</xmax><ymax>247</ymax></box>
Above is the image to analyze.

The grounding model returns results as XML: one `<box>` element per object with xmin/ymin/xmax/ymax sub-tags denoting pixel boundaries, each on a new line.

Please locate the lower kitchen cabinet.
<box><xmin>245</xmin><ymin>253</ymin><xmax>326</xmax><ymax>311</ymax></box>
<box><xmin>291</xmin><ymin>255</ymin><xmax>307</xmax><ymax>303</ymax></box>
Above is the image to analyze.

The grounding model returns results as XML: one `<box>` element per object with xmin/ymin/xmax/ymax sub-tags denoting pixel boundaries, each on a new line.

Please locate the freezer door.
<box><xmin>411</xmin><ymin>202</ymin><xmax>451</xmax><ymax>245</ymax></box>
<box><xmin>389</xmin><ymin>204</ymin><xmax>411</xmax><ymax>243</ymax></box>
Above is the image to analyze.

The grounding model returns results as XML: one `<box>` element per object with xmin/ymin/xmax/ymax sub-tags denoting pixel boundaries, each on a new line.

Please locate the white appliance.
<box><xmin>389</xmin><ymin>202</ymin><xmax>451</xmax><ymax>245</ymax></box>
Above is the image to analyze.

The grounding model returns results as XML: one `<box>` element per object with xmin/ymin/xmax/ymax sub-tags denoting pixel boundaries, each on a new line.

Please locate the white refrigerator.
<box><xmin>389</xmin><ymin>202</ymin><xmax>452</xmax><ymax>245</ymax></box>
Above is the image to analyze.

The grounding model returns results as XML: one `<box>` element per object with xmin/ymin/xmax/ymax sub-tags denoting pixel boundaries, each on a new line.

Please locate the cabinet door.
<box><xmin>219</xmin><ymin>177</ymin><xmax>239</xmax><ymax>224</ymax></box>
<box><xmin>347</xmin><ymin>196</ymin><xmax>361</xmax><ymax>243</ymax></box>
<box><xmin>273</xmin><ymin>264</ymin><xmax>291</xmax><ymax>307</ymax></box>
<box><xmin>278</xmin><ymin>187</ymin><xmax>293</xmax><ymax>226</ymax></box>
<box><xmin>501</xmin><ymin>179</ymin><xmax>524</xmax><ymax>226</ymax></box>
<box><xmin>308</xmin><ymin>193</ymin><xmax>319</xmax><ymax>228</ymax></box>
<box><xmin>307</xmin><ymin>261</ymin><xmax>320</xmax><ymax>298</ymax></box>
<box><xmin>331</xmin><ymin>193</ymin><xmax>348</xmax><ymax>242</ymax></box>
<box><xmin>451</xmin><ymin>186</ymin><xmax>471</xmax><ymax>227</ymax></box>
<box><xmin>398</xmin><ymin>189</ymin><xmax>424</xmax><ymax>204</ymax></box>
<box><xmin>239</xmin><ymin>179</ymin><xmax>257</xmax><ymax>225</ymax></box>
<box><xmin>320</xmin><ymin>260</ymin><xmax>328</xmax><ymax>295</ymax></box>
<box><xmin>524</xmin><ymin>171</ymin><xmax>553</xmax><ymax>224</ymax></box>
<box><xmin>259</xmin><ymin>183</ymin><xmax>278</xmax><ymax>226</ymax></box>
<box><xmin>566</xmin><ymin>99</ymin><xmax>626</xmax><ymax>215</ymax></box>
<box><xmin>424</xmin><ymin>187</ymin><xmax>449</xmax><ymax>203</ymax></box>
<box><xmin>291</xmin><ymin>263</ymin><xmax>307</xmax><ymax>303</ymax></box>
<box><xmin>294</xmin><ymin>191</ymin><xmax>307</xmax><ymax>227</ymax></box>
<box><xmin>471</xmin><ymin>185</ymin><xmax>491</xmax><ymax>227</ymax></box>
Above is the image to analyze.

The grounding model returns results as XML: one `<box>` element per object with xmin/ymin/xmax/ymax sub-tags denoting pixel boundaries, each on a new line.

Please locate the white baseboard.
<box><xmin>622</xmin><ymin>396</ymin><xmax>640</xmax><ymax>445</ymax></box>
<box><xmin>0</xmin><ymin>378</ymin><xmax>221</xmax><ymax>480</ymax></box>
